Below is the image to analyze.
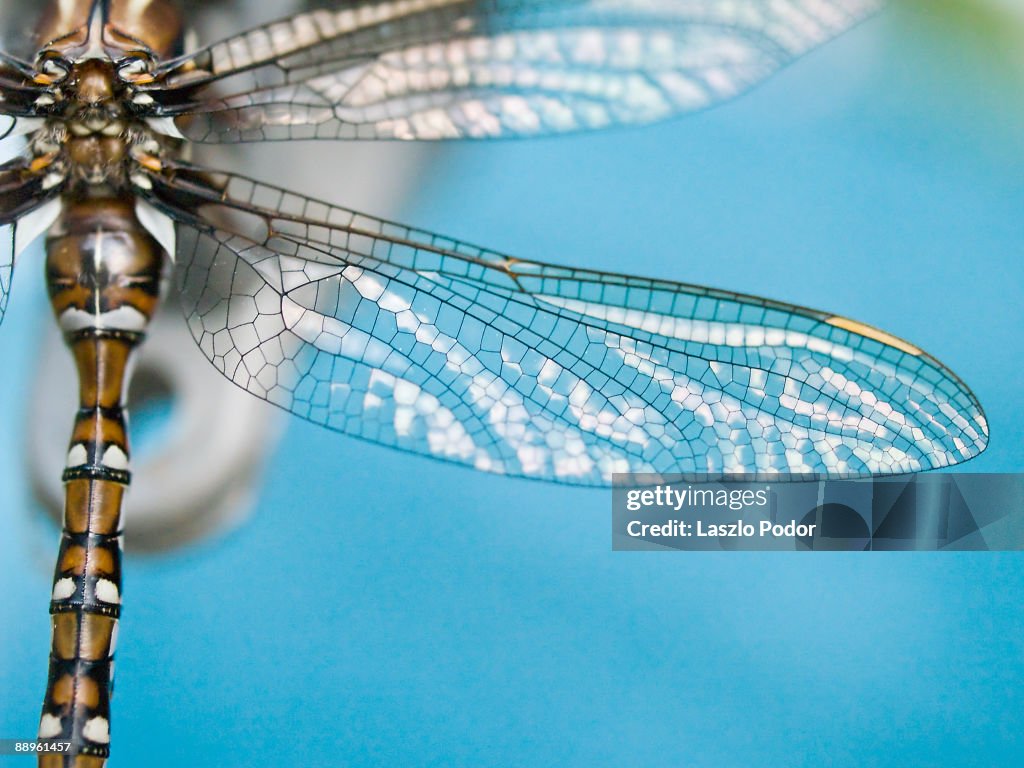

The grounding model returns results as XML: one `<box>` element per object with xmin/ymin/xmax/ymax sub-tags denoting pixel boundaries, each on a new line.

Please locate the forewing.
<box><xmin>0</xmin><ymin>153</ymin><xmax>63</xmax><ymax>328</ymax></box>
<box><xmin>0</xmin><ymin>221</ymin><xmax>13</xmax><ymax>324</ymax></box>
<box><xmin>0</xmin><ymin>58</ymin><xmax>47</xmax><ymax>137</ymax></box>
<box><xmin>143</xmin><ymin>165</ymin><xmax>987</xmax><ymax>483</ymax></box>
<box><xmin>149</xmin><ymin>0</ymin><xmax>884</xmax><ymax>142</ymax></box>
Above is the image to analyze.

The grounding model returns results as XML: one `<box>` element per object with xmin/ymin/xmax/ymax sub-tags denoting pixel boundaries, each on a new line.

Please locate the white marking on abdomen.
<box><xmin>67</xmin><ymin>443</ymin><xmax>89</xmax><ymax>467</ymax></box>
<box><xmin>52</xmin><ymin>577</ymin><xmax>76</xmax><ymax>601</ymax></box>
<box><xmin>59</xmin><ymin>305</ymin><xmax>150</xmax><ymax>333</ymax></box>
<box><xmin>38</xmin><ymin>713</ymin><xmax>63</xmax><ymax>738</ymax></box>
<box><xmin>95</xmin><ymin>579</ymin><xmax>121</xmax><ymax>604</ymax></box>
<box><xmin>83</xmin><ymin>716</ymin><xmax>111</xmax><ymax>744</ymax></box>
<box><xmin>102</xmin><ymin>445</ymin><xmax>129</xmax><ymax>470</ymax></box>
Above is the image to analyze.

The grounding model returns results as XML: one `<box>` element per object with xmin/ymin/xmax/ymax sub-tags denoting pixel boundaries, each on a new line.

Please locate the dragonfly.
<box><xmin>0</xmin><ymin>0</ymin><xmax>988</xmax><ymax>764</ymax></box>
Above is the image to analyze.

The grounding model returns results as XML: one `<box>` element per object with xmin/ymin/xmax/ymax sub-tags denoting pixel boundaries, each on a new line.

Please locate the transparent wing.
<box><xmin>0</xmin><ymin>115</ymin><xmax>18</xmax><ymax>142</ymax></box>
<box><xmin>0</xmin><ymin>221</ymin><xmax>13</xmax><ymax>324</ymax></box>
<box><xmin>0</xmin><ymin>153</ymin><xmax>63</xmax><ymax>328</ymax></box>
<box><xmin>0</xmin><ymin>58</ymin><xmax>46</xmax><ymax>138</ymax></box>
<box><xmin>142</xmin><ymin>162</ymin><xmax>987</xmax><ymax>484</ymax></box>
<box><xmin>148</xmin><ymin>0</ymin><xmax>884</xmax><ymax>142</ymax></box>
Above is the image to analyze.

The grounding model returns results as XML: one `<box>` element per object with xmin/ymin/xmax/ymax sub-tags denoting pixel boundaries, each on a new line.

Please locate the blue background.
<box><xmin>3</xmin><ymin>2</ymin><xmax>1023</xmax><ymax>765</ymax></box>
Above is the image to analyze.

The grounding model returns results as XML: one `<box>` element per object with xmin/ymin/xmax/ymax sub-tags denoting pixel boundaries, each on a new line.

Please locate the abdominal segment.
<box><xmin>38</xmin><ymin>195</ymin><xmax>164</xmax><ymax>764</ymax></box>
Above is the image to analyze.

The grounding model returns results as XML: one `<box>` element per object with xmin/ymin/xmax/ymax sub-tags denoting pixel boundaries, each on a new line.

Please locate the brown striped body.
<box><xmin>28</xmin><ymin>3</ymin><xmax>183</xmax><ymax>765</ymax></box>
<box><xmin>39</xmin><ymin>198</ymin><xmax>164</xmax><ymax>766</ymax></box>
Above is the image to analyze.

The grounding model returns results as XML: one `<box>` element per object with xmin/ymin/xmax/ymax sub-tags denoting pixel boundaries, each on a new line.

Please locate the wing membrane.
<box><xmin>0</xmin><ymin>154</ymin><xmax>63</xmax><ymax>327</ymax></box>
<box><xmin>149</xmin><ymin>0</ymin><xmax>884</xmax><ymax>142</ymax></box>
<box><xmin>0</xmin><ymin>221</ymin><xmax>13</xmax><ymax>324</ymax></box>
<box><xmin>0</xmin><ymin>58</ymin><xmax>47</xmax><ymax>137</ymax></box>
<box><xmin>143</xmin><ymin>163</ymin><xmax>987</xmax><ymax>483</ymax></box>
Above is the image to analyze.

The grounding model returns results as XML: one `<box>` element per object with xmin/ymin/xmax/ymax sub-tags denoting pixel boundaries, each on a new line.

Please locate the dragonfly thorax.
<box><xmin>30</xmin><ymin>55</ymin><xmax>172</xmax><ymax>191</ymax></box>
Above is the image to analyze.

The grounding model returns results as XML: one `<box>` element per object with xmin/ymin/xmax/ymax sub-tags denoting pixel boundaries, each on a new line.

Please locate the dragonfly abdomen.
<box><xmin>38</xmin><ymin>195</ymin><xmax>164</xmax><ymax>766</ymax></box>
